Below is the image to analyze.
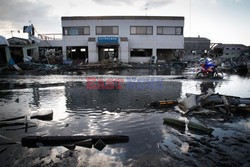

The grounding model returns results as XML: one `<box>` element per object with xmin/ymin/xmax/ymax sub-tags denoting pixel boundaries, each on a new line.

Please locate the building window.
<box><xmin>130</xmin><ymin>49</ymin><xmax>152</xmax><ymax>57</ymax></box>
<box><xmin>130</xmin><ymin>26</ymin><xmax>153</xmax><ymax>35</ymax></box>
<box><xmin>175</xmin><ymin>27</ymin><xmax>183</xmax><ymax>35</ymax></box>
<box><xmin>96</xmin><ymin>26</ymin><xmax>118</xmax><ymax>35</ymax></box>
<box><xmin>157</xmin><ymin>26</ymin><xmax>183</xmax><ymax>35</ymax></box>
<box><xmin>63</xmin><ymin>26</ymin><xmax>90</xmax><ymax>35</ymax></box>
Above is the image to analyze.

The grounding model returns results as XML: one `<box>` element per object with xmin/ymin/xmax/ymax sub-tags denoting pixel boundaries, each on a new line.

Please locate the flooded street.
<box><xmin>0</xmin><ymin>69</ymin><xmax>250</xmax><ymax>166</ymax></box>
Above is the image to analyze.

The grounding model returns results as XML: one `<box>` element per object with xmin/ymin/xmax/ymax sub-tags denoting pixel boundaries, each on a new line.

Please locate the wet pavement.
<box><xmin>0</xmin><ymin>68</ymin><xmax>250</xmax><ymax>166</ymax></box>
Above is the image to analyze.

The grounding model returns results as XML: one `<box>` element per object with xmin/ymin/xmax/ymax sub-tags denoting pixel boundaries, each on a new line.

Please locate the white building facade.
<box><xmin>40</xmin><ymin>16</ymin><xmax>185</xmax><ymax>63</ymax></box>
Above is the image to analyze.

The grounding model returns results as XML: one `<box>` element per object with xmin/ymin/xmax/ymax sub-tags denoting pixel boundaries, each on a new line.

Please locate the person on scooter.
<box><xmin>204</xmin><ymin>57</ymin><xmax>215</xmax><ymax>73</ymax></box>
<box><xmin>198</xmin><ymin>57</ymin><xmax>215</xmax><ymax>76</ymax></box>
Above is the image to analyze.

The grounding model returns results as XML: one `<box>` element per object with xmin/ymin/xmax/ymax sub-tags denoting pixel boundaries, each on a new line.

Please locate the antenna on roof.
<box><xmin>189</xmin><ymin>0</ymin><xmax>192</xmax><ymax>37</ymax></box>
<box><xmin>145</xmin><ymin>2</ymin><xmax>149</xmax><ymax>16</ymax></box>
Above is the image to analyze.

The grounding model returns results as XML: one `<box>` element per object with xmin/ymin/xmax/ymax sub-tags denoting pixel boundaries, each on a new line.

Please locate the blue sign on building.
<box><xmin>97</xmin><ymin>37</ymin><xmax>119</xmax><ymax>45</ymax></box>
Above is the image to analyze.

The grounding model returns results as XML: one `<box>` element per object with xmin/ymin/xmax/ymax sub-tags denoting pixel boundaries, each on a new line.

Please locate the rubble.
<box><xmin>153</xmin><ymin>88</ymin><xmax>250</xmax><ymax>117</ymax></box>
<box><xmin>178</xmin><ymin>94</ymin><xmax>198</xmax><ymax>114</ymax></box>
<box><xmin>163</xmin><ymin>116</ymin><xmax>214</xmax><ymax>134</ymax></box>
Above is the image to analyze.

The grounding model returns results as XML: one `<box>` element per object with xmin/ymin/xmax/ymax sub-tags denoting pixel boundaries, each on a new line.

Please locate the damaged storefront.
<box><xmin>7</xmin><ymin>37</ymin><xmax>39</xmax><ymax>63</ymax></box>
<box><xmin>66</xmin><ymin>46</ymin><xmax>88</xmax><ymax>64</ymax></box>
<box><xmin>39</xmin><ymin>47</ymin><xmax>63</xmax><ymax>64</ymax></box>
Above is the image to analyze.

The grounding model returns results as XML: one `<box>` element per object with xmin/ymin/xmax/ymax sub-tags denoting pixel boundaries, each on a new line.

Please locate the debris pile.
<box><xmin>152</xmin><ymin>89</ymin><xmax>250</xmax><ymax>117</ymax></box>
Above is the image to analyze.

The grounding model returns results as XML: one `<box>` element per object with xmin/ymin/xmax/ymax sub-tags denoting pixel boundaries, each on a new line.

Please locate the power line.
<box><xmin>189</xmin><ymin>0</ymin><xmax>192</xmax><ymax>37</ymax></box>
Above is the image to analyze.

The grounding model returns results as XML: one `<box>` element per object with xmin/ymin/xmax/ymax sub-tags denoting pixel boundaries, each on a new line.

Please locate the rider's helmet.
<box><xmin>205</xmin><ymin>57</ymin><xmax>214</xmax><ymax>66</ymax></box>
<box><xmin>199</xmin><ymin>58</ymin><xmax>205</xmax><ymax>64</ymax></box>
<box><xmin>205</xmin><ymin>57</ymin><xmax>212</xmax><ymax>63</ymax></box>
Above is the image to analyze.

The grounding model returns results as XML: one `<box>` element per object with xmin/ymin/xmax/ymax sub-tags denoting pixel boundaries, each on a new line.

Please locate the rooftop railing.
<box><xmin>38</xmin><ymin>33</ymin><xmax>62</xmax><ymax>40</ymax></box>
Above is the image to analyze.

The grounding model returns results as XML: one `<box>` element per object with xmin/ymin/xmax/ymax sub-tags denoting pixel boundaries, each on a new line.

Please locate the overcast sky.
<box><xmin>0</xmin><ymin>0</ymin><xmax>249</xmax><ymax>45</ymax></box>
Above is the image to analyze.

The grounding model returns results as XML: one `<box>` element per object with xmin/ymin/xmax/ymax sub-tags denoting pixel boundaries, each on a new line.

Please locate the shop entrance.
<box><xmin>98</xmin><ymin>46</ymin><xmax>118</xmax><ymax>62</ymax></box>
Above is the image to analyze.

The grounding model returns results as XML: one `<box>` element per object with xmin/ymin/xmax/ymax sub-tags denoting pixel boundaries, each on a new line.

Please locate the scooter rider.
<box><xmin>204</xmin><ymin>57</ymin><xmax>215</xmax><ymax>72</ymax></box>
<box><xmin>199</xmin><ymin>57</ymin><xmax>215</xmax><ymax>75</ymax></box>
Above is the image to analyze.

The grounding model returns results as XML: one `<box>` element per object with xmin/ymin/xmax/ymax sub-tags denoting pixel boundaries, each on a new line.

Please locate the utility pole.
<box><xmin>189</xmin><ymin>0</ymin><xmax>192</xmax><ymax>37</ymax></box>
<box><xmin>10</xmin><ymin>30</ymin><xmax>14</xmax><ymax>37</ymax></box>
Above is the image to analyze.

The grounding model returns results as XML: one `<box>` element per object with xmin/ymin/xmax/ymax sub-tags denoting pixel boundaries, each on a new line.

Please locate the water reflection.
<box><xmin>200</xmin><ymin>81</ymin><xmax>217</xmax><ymax>94</ymax></box>
<box><xmin>31</xmin><ymin>87</ymin><xmax>40</xmax><ymax>108</ymax></box>
<box><xmin>65</xmin><ymin>79</ymin><xmax>182</xmax><ymax>111</ymax></box>
<box><xmin>84</xmin><ymin>67</ymin><xmax>183</xmax><ymax>76</ymax></box>
<box><xmin>0</xmin><ymin>71</ymin><xmax>250</xmax><ymax>166</ymax></box>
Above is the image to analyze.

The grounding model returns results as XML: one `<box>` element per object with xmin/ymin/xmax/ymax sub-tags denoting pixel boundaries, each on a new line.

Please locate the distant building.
<box><xmin>39</xmin><ymin>16</ymin><xmax>185</xmax><ymax>63</ymax></box>
<box><xmin>183</xmin><ymin>37</ymin><xmax>210</xmax><ymax>61</ymax></box>
<box><xmin>184</xmin><ymin>37</ymin><xmax>210</xmax><ymax>56</ymax></box>
<box><xmin>213</xmin><ymin>43</ymin><xmax>249</xmax><ymax>59</ymax></box>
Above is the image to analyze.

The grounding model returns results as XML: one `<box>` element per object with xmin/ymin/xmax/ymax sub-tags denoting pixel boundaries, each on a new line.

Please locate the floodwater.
<box><xmin>0</xmin><ymin>68</ymin><xmax>250</xmax><ymax>166</ymax></box>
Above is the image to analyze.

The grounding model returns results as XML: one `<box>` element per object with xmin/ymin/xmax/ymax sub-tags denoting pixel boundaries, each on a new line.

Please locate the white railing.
<box><xmin>38</xmin><ymin>33</ymin><xmax>62</xmax><ymax>40</ymax></box>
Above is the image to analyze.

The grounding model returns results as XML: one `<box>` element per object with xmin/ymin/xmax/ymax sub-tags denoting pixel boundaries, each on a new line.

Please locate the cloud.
<box><xmin>151</xmin><ymin>0</ymin><xmax>174</xmax><ymax>8</ymax></box>
<box><xmin>92</xmin><ymin>0</ymin><xmax>174</xmax><ymax>8</ymax></box>
<box><xmin>209</xmin><ymin>0</ymin><xmax>218</xmax><ymax>5</ymax></box>
<box><xmin>92</xmin><ymin>0</ymin><xmax>134</xmax><ymax>5</ymax></box>
<box><xmin>0</xmin><ymin>0</ymin><xmax>59</xmax><ymax>34</ymax></box>
<box><xmin>209</xmin><ymin>0</ymin><xmax>243</xmax><ymax>4</ymax></box>
<box><xmin>0</xmin><ymin>0</ymin><xmax>53</xmax><ymax>22</ymax></box>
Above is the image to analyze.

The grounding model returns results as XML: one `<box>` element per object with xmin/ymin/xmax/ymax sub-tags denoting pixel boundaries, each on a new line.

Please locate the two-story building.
<box><xmin>39</xmin><ymin>16</ymin><xmax>185</xmax><ymax>63</ymax></box>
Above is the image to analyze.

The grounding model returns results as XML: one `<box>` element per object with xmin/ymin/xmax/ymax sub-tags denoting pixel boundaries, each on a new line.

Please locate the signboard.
<box><xmin>98</xmin><ymin>37</ymin><xmax>119</xmax><ymax>44</ymax></box>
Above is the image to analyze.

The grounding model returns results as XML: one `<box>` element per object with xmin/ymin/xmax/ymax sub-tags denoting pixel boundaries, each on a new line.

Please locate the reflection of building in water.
<box><xmin>200</xmin><ymin>81</ymin><xmax>217</xmax><ymax>94</ymax></box>
<box><xmin>31</xmin><ymin>87</ymin><xmax>40</xmax><ymax>107</ymax></box>
<box><xmin>64</xmin><ymin>80</ymin><xmax>182</xmax><ymax>111</ymax></box>
<box><xmin>29</xmin><ymin>86</ymin><xmax>68</xmax><ymax>120</ymax></box>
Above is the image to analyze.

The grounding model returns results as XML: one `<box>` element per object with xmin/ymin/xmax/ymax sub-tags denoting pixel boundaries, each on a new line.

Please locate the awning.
<box><xmin>97</xmin><ymin>42</ymin><xmax>119</xmax><ymax>46</ymax></box>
